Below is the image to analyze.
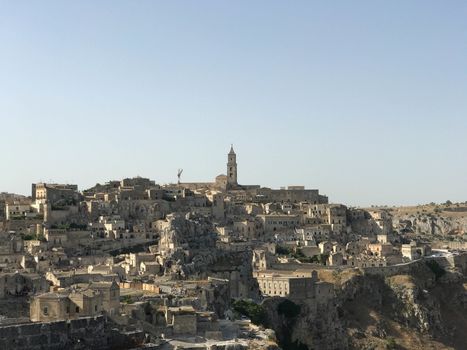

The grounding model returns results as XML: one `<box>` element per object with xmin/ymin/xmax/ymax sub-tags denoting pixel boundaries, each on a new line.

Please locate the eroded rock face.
<box><xmin>385</xmin><ymin>275</ymin><xmax>443</xmax><ymax>334</ymax></box>
<box><xmin>262</xmin><ymin>297</ymin><xmax>348</xmax><ymax>350</ymax></box>
<box><xmin>393</xmin><ymin>214</ymin><xmax>467</xmax><ymax>236</ymax></box>
<box><xmin>262</xmin><ymin>263</ymin><xmax>467</xmax><ymax>350</ymax></box>
<box><xmin>159</xmin><ymin>213</ymin><xmax>218</xmax><ymax>256</ymax></box>
<box><xmin>159</xmin><ymin>214</ymin><xmax>260</xmax><ymax>300</ymax></box>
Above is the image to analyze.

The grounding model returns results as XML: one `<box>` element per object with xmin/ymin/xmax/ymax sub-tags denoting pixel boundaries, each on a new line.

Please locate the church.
<box><xmin>215</xmin><ymin>144</ymin><xmax>243</xmax><ymax>190</ymax></box>
<box><xmin>179</xmin><ymin>146</ymin><xmax>328</xmax><ymax>204</ymax></box>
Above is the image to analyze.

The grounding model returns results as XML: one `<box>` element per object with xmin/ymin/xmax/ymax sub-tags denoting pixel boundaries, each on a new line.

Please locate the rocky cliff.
<box><xmin>159</xmin><ymin>213</ymin><xmax>260</xmax><ymax>300</ymax></box>
<box><xmin>390</xmin><ymin>205</ymin><xmax>467</xmax><ymax>238</ymax></box>
<box><xmin>393</xmin><ymin>214</ymin><xmax>467</xmax><ymax>237</ymax></box>
<box><xmin>262</xmin><ymin>261</ymin><xmax>467</xmax><ymax>349</ymax></box>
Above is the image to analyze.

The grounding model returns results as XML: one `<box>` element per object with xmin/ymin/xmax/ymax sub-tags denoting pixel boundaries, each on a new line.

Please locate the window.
<box><xmin>76</xmin><ymin>306</ymin><xmax>80</xmax><ymax>313</ymax></box>
<box><xmin>95</xmin><ymin>305</ymin><xmax>98</xmax><ymax>312</ymax></box>
<box><xmin>43</xmin><ymin>307</ymin><xmax>48</xmax><ymax>315</ymax></box>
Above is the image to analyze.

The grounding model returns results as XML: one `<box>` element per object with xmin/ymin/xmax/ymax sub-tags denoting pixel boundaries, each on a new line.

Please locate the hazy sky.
<box><xmin>1</xmin><ymin>1</ymin><xmax>466</xmax><ymax>206</ymax></box>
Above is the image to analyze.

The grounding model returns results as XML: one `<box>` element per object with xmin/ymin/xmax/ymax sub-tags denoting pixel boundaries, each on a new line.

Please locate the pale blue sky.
<box><xmin>0</xmin><ymin>1</ymin><xmax>466</xmax><ymax>206</ymax></box>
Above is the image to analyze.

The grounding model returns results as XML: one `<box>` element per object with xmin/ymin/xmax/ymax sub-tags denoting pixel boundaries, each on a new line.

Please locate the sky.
<box><xmin>0</xmin><ymin>1</ymin><xmax>466</xmax><ymax>207</ymax></box>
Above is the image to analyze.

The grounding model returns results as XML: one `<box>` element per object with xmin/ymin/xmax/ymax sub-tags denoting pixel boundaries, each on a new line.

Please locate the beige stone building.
<box><xmin>44</xmin><ymin>228</ymin><xmax>68</xmax><ymax>248</ymax></box>
<box><xmin>89</xmin><ymin>281</ymin><xmax>120</xmax><ymax>315</ymax></box>
<box><xmin>318</xmin><ymin>241</ymin><xmax>333</xmax><ymax>254</ymax></box>
<box><xmin>166</xmin><ymin>306</ymin><xmax>198</xmax><ymax>336</ymax></box>
<box><xmin>257</xmin><ymin>214</ymin><xmax>300</xmax><ymax>233</ymax></box>
<box><xmin>30</xmin><ymin>281</ymin><xmax>120</xmax><ymax>322</ymax></box>
<box><xmin>255</xmin><ymin>270</ymin><xmax>333</xmax><ymax>301</ymax></box>
<box><xmin>32</xmin><ymin>183</ymin><xmax>79</xmax><ymax>206</ymax></box>
<box><xmin>5</xmin><ymin>202</ymin><xmax>35</xmax><ymax>220</ymax></box>
<box><xmin>367</xmin><ymin>243</ymin><xmax>394</xmax><ymax>257</ymax></box>
<box><xmin>30</xmin><ymin>292</ymin><xmax>71</xmax><ymax>322</ymax></box>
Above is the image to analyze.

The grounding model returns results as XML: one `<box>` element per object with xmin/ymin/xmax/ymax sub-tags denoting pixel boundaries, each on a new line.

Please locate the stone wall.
<box><xmin>362</xmin><ymin>253</ymin><xmax>467</xmax><ymax>277</ymax></box>
<box><xmin>431</xmin><ymin>241</ymin><xmax>467</xmax><ymax>250</ymax></box>
<box><xmin>172</xmin><ymin>314</ymin><xmax>197</xmax><ymax>335</ymax></box>
<box><xmin>0</xmin><ymin>316</ymin><xmax>107</xmax><ymax>349</ymax></box>
<box><xmin>0</xmin><ymin>316</ymin><xmax>145</xmax><ymax>350</ymax></box>
<box><xmin>0</xmin><ymin>273</ymin><xmax>49</xmax><ymax>298</ymax></box>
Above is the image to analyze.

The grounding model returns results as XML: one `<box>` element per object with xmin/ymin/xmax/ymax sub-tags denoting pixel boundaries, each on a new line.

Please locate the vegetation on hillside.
<box><xmin>232</xmin><ymin>299</ymin><xmax>267</xmax><ymax>326</ymax></box>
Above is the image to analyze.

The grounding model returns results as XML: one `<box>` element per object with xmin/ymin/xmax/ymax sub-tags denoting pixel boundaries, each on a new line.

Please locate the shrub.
<box><xmin>232</xmin><ymin>299</ymin><xmax>267</xmax><ymax>326</ymax></box>
<box><xmin>69</xmin><ymin>222</ymin><xmax>88</xmax><ymax>230</ymax></box>
<box><xmin>277</xmin><ymin>299</ymin><xmax>301</xmax><ymax>318</ymax></box>
<box><xmin>276</xmin><ymin>246</ymin><xmax>291</xmax><ymax>255</ymax></box>
<box><xmin>121</xmin><ymin>295</ymin><xmax>134</xmax><ymax>304</ymax></box>
<box><xmin>21</xmin><ymin>234</ymin><xmax>36</xmax><ymax>241</ymax></box>
<box><xmin>292</xmin><ymin>249</ymin><xmax>305</xmax><ymax>258</ymax></box>
<box><xmin>425</xmin><ymin>260</ymin><xmax>446</xmax><ymax>280</ymax></box>
<box><xmin>385</xmin><ymin>337</ymin><xmax>397</xmax><ymax>349</ymax></box>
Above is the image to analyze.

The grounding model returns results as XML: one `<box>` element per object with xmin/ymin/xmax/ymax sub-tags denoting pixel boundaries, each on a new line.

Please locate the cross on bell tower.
<box><xmin>227</xmin><ymin>144</ymin><xmax>238</xmax><ymax>186</ymax></box>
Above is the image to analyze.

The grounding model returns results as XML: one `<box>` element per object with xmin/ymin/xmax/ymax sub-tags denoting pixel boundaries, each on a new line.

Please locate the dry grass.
<box><xmin>387</xmin><ymin>274</ymin><xmax>416</xmax><ymax>288</ymax></box>
<box><xmin>362</xmin><ymin>203</ymin><xmax>467</xmax><ymax>220</ymax></box>
<box><xmin>317</xmin><ymin>268</ymin><xmax>361</xmax><ymax>286</ymax></box>
<box><xmin>387</xmin><ymin>204</ymin><xmax>467</xmax><ymax>219</ymax></box>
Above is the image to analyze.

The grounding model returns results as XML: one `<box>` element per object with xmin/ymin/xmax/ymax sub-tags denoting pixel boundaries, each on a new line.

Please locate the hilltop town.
<box><xmin>0</xmin><ymin>146</ymin><xmax>466</xmax><ymax>350</ymax></box>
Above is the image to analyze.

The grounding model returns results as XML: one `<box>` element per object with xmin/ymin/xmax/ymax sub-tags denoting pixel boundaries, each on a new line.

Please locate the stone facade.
<box><xmin>255</xmin><ymin>270</ymin><xmax>333</xmax><ymax>302</ymax></box>
<box><xmin>30</xmin><ymin>281</ymin><xmax>120</xmax><ymax>322</ymax></box>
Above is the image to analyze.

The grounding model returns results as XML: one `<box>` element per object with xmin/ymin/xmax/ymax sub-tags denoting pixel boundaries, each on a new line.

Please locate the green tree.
<box><xmin>232</xmin><ymin>299</ymin><xmax>267</xmax><ymax>326</ymax></box>
<box><xmin>277</xmin><ymin>299</ymin><xmax>301</xmax><ymax>318</ymax></box>
<box><xmin>426</xmin><ymin>260</ymin><xmax>445</xmax><ymax>280</ymax></box>
<box><xmin>276</xmin><ymin>246</ymin><xmax>291</xmax><ymax>255</ymax></box>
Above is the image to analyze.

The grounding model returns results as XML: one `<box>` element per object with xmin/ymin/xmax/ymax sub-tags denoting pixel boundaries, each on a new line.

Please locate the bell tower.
<box><xmin>227</xmin><ymin>145</ymin><xmax>238</xmax><ymax>186</ymax></box>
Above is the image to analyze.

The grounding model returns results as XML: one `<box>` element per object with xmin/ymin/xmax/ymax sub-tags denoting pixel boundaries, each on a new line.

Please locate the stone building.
<box><xmin>328</xmin><ymin>252</ymin><xmax>344</xmax><ymax>266</ymax></box>
<box><xmin>255</xmin><ymin>270</ymin><xmax>333</xmax><ymax>301</ymax></box>
<box><xmin>30</xmin><ymin>288</ymin><xmax>102</xmax><ymax>322</ymax></box>
<box><xmin>368</xmin><ymin>209</ymin><xmax>393</xmax><ymax>235</ymax></box>
<box><xmin>401</xmin><ymin>241</ymin><xmax>430</xmax><ymax>261</ymax></box>
<box><xmin>295</xmin><ymin>226</ymin><xmax>331</xmax><ymax>242</ymax></box>
<box><xmin>233</xmin><ymin>219</ymin><xmax>259</xmax><ymax>239</ymax></box>
<box><xmin>44</xmin><ymin>228</ymin><xmax>68</xmax><ymax>248</ymax></box>
<box><xmin>162</xmin><ymin>306</ymin><xmax>198</xmax><ymax>336</ymax></box>
<box><xmin>140</xmin><ymin>261</ymin><xmax>161</xmax><ymax>275</ymax></box>
<box><xmin>208</xmin><ymin>192</ymin><xmax>225</xmax><ymax>220</ymax></box>
<box><xmin>30</xmin><ymin>292</ymin><xmax>71</xmax><ymax>322</ymax></box>
<box><xmin>252</xmin><ymin>249</ymin><xmax>277</xmax><ymax>271</ymax></box>
<box><xmin>368</xmin><ymin>242</ymin><xmax>394</xmax><ymax>257</ymax></box>
<box><xmin>30</xmin><ymin>281</ymin><xmax>120</xmax><ymax>322</ymax></box>
<box><xmin>5</xmin><ymin>202</ymin><xmax>35</xmax><ymax>220</ymax></box>
<box><xmin>318</xmin><ymin>241</ymin><xmax>333</xmax><ymax>254</ymax></box>
<box><xmin>32</xmin><ymin>183</ymin><xmax>80</xmax><ymax>206</ymax></box>
<box><xmin>255</xmin><ymin>187</ymin><xmax>328</xmax><ymax>204</ymax></box>
<box><xmin>89</xmin><ymin>281</ymin><xmax>120</xmax><ymax>315</ymax></box>
<box><xmin>0</xmin><ymin>273</ymin><xmax>49</xmax><ymax>298</ymax></box>
<box><xmin>257</xmin><ymin>214</ymin><xmax>300</xmax><ymax>233</ymax></box>
<box><xmin>68</xmin><ymin>288</ymin><xmax>103</xmax><ymax>318</ymax></box>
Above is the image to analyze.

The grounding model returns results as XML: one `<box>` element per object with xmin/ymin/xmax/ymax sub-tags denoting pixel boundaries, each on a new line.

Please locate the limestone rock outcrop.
<box><xmin>393</xmin><ymin>213</ymin><xmax>467</xmax><ymax>236</ymax></box>
<box><xmin>159</xmin><ymin>214</ymin><xmax>260</xmax><ymax>300</ymax></box>
<box><xmin>261</xmin><ymin>262</ymin><xmax>467</xmax><ymax>349</ymax></box>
